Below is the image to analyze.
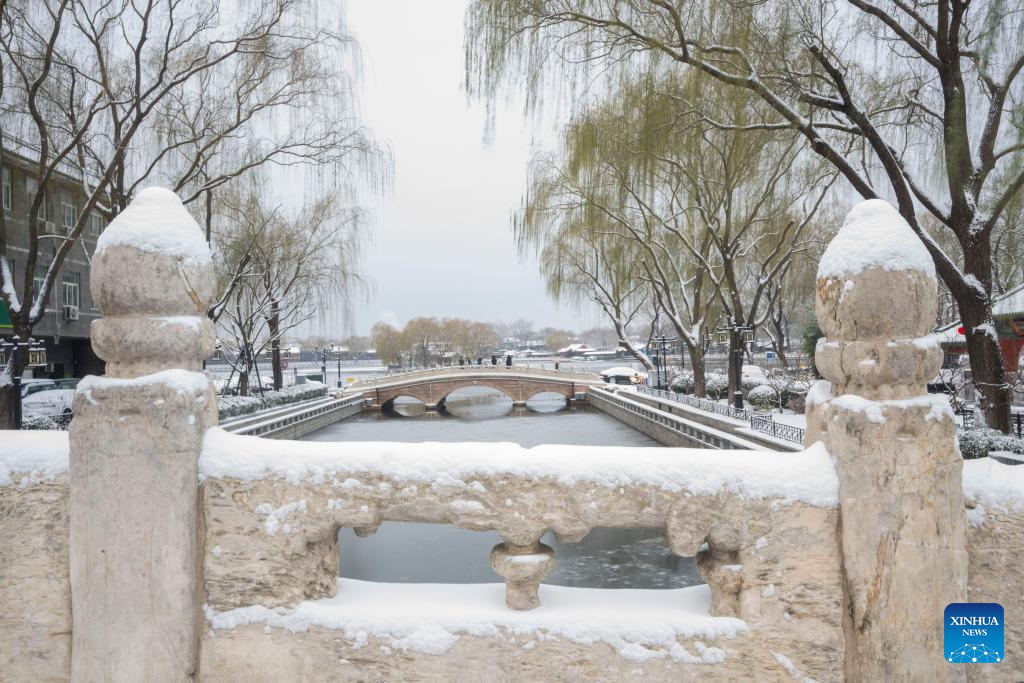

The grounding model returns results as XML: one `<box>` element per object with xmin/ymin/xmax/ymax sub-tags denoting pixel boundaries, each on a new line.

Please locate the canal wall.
<box><xmin>3</xmin><ymin>193</ymin><xmax>1024</xmax><ymax>682</ymax></box>
<box><xmin>220</xmin><ymin>394</ymin><xmax>365</xmax><ymax>440</ymax></box>
<box><xmin>588</xmin><ymin>387</ymin><xmax>767</xmax><ymax>450</ymax></box>
<box><xmin>621</xmin><ymin>389</ymin><xmax>802</xmax><ymax>452</ymax></box>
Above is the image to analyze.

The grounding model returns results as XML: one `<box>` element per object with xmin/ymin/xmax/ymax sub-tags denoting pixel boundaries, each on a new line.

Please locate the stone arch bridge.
<box><xmin>347</xmin><ymin>367</ymin><xmax>606</xmax><ymax>412</ymax></box>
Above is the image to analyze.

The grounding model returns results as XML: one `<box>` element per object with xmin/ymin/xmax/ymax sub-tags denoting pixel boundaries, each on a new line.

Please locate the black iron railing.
<box><xmin>639</xmin><ymin>386</ymin><xmax>806</xmax><ymax>444</ymax></box>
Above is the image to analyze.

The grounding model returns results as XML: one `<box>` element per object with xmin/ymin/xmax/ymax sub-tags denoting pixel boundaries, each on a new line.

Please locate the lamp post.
<box><xmin>715</xmin><ymin>319</ymin><xmax>755</xmax><ymax>411</ymax></box>
<box><xmin>336</xmin><ymin>346</ymin><xmax>342</xmax><ymax>388</ymax></box>
<box><xmin>1</xmin><ymin>335</ymin><xmax>47</xmax><ymax>429</ymax></box>
<box><xmin>651</xmin><ymin>334</ymin><xmax>676</xmax><ymax>390</ymax></box>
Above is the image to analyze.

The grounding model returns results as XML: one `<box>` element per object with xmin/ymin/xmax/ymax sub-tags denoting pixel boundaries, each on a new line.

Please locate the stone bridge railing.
<box><xmin>347</xmin><ymin>365</ymin><xmax>604</xmax><ymax>391</ymax></box>
<box><xmin>1</xmin><ymin>193</ymin><xmax>1023</xmax><ymax>682</ymax></box>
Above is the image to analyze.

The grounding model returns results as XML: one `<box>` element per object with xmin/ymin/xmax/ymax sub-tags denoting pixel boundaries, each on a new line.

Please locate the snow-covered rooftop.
<box><xmin>206</xmin><ymin>578</ymin><xmax>745</xmax><ymax>662</ymax></box>
<box><xmin>818</xmin><ymin>199</ymin><xmax>935</xmax><ymax>281</ymax></box>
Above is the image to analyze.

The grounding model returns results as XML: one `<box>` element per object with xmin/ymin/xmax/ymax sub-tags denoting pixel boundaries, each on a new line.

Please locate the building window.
<box><xmin>2</xmin><ymin>168</ymin><xmax>10</xmax><ymax>211</ymax></box>
<box><xmin>89</xmin><ymin>212</ymin><xmax>104</xmax><ymax>236</ymax></box>
<box><xmin>62</xmin><ymin>272</ymin><xmax>80</xmax><ymax>309</ymax></box>
<box><xmin>61</xmin><ymin>199</ymin><xmax>76</xmax><ymax>233</ymax></box>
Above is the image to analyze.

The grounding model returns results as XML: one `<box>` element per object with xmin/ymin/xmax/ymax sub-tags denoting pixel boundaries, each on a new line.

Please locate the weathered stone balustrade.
<box><xmin>198</xmin><ymin>430</ymin><xmax>844</xmax><ymax>666</ymax></box>
<box><xmin>2</xmin><ymin>192</ymin><xmax>1024</xmax><ymax>682</ymax></box>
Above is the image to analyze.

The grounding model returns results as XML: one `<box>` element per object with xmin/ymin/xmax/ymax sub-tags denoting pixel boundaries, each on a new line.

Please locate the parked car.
<box><xmin>21</xmin><ymin>379</ymin><xmax>59</xmax><ymax>398</ymax></box>
<box><xmin>22</xmin><ymin>383</ymin><xmax>75</xmax><ymax>422</ymax></box>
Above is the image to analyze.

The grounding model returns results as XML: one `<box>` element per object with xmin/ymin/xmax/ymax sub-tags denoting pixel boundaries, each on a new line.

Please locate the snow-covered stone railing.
<box><xmin>2</xmin><ymin>194</ymin><xmax>1023</xmax><ymax>682</ymax></box>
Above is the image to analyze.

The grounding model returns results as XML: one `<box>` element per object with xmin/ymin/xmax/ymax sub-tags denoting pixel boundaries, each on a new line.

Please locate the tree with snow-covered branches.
<box><xmin>467</xmin><ymin>0</ymin><xmax>1024</xmax><ymax>431</ymax></box>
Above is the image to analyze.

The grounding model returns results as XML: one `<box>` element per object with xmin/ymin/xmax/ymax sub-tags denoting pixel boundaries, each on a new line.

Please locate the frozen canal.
<box><xmin>304</xmin><ymin>396</ymin><xmax>704</xmax><ymax>589</ymax></box>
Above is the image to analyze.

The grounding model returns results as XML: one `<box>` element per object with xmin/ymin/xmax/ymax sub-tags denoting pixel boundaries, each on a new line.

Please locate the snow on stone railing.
<box><xmin>197</xmin><ymin>428</ymin><xmax>847</xmax><ymax>676</ymax></box>
<box><xmin>5</xmin><ymin>193</ymin><xmax>1023</xmax><ymax>682</ymax></box>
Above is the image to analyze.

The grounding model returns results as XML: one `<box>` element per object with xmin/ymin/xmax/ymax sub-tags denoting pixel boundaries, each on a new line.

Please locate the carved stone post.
<box><xmin>69</xmin><ymin>188</ymin><xmax>217</xmax><ymax>682</ymax></box>
<box><xmin>806</xmin><ymin>200</ymin><xmax>967</xmax><ymax>682</ymax></box>
<box><xmin>490</xmin><ymin>541</ymin><xmax>555</xmax><ymax>610</ymax></box>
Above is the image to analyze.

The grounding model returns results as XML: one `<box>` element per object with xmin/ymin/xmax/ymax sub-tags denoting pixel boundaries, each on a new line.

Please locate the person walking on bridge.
<box><xmin>505</xmin><ymin>355</ymin><xmax>513</xmax><ymax>368</ymax></box>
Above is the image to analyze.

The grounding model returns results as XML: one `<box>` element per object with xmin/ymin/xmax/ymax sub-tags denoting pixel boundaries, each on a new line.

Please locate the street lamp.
<box><xmin>0</xmin><ymin>335</ymin><xmax>47</xmax><ymax>429</ymax></box>
<box><xmin>715</xmin><ymin>319</ymin><xmax>755</xmax><ymax>410</ymax></box>
<box><xmin>651</xmin><ymin>335</ymin><xmax>676</xmax><ymax>390</ymax></box>
<box><xmin>336</xmin><ymin>346</ymin><xmax>343</xmax><ymax>388</ymax></box>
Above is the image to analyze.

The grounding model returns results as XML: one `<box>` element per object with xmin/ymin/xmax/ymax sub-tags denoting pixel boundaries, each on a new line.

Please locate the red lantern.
<box><xmin>957</xmin><ymin>326</ymin><xmax>965</xmax><ymax>335</ymax></box>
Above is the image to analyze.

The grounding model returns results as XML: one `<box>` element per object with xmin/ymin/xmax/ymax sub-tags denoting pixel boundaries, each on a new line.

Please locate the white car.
<box><xmin>22</xmin><ymin>381</ymin><xmax>75</xmax><ymax>421</ymax></box>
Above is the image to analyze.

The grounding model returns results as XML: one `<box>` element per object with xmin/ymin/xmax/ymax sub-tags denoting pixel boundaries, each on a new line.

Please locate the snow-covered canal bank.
<box><xmin>303</xmin><ymin>405</ymin><xmax>704</xmax><ymax>589</ymax></box>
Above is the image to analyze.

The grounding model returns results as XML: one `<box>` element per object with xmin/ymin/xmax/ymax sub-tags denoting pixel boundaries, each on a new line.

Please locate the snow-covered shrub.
<box><xmin>991</xmin><ymin>433</ymin><xmax>1024</xmax><ymax>458</ymax></box>
<box><xmin>741</xmin><ymin>365</ymin><xmax>768</xmax><ymax>392</ymax></box>
<box><xmin>747</xmin><ymin>384</ymin><xmax>778</xmax><ymax>410</ymax></box>
<box><xmin>21</xmin><ymin>414</ymin><xmax>60</xmax><ymax>430</ymax></box>
<box><xmin>958</xmin><ymin>428</ymin><xmax>994</xmax><ymax>459</ymax></box>
<box><xmin>670</xmin><ymin>371</ymin><xmax>694</xmax><ymax>394</ymax></box>
<box><xmin>704</xmin><ymin>373</ymin><xmax>729</xmax><ymax>400</ymax></box>
<box><xmin>217</xmin><ymin>382</ymin><xmax>328</xmax><ymax>420</ymax></box>
<box><xmin>741</xmin><ymin>375</ymin><xmax>768</xmax><ymax>392</ymax></box>
<box><xmin>957</xmin><ymin>428</ymin><xmax>1024</xmax><ymax>460</ymax></box>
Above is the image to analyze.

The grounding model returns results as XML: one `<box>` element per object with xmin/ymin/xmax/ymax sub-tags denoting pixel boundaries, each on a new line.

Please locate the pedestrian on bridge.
<box><xmin>491</xmin><ymin>355</ymin><xmax>497</xmax><ymax>366</ymax></box>
<box><xmin>476</xmin><ymin>357</ymin><xmax>482</xmax><ymax>366</ymax></box>
<box><xmin>505</xmin><ymin>355</ymin><xmax>513</xmax><ymax>368</ymax></box>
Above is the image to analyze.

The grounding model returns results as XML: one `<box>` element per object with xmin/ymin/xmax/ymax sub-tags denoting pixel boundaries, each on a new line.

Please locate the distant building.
<box><xmin>936</xmin><ymin>282</ymin><xmax>1024</xmax><ymax>372</ymax></box>
<box><xmin>0</xmin><ymin>139</ymin><xmax>107</xmax><ymax>379</ymax></box>
<box><xmin>557</xmin><ymin>343</ymin><xmax>592</xmax><ymax>357</ymax></box>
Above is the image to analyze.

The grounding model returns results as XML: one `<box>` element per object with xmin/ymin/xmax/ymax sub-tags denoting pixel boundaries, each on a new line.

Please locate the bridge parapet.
<box><xmin>3</xmin><ymin>194</ymin><xmax>1024</xmax><ymax>682</ymax></box>
<box><xmin>198</xmin><ymin>428</ymin><xmax>846</xmax><ymax>679</ymax></box>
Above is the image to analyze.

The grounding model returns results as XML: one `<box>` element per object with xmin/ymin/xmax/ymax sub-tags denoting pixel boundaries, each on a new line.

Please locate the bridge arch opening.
<box><xmin>381</xmin><ymin>395</ymin><xmax>426</xmax><ymax>417</ymax></box>
<box><xmin>525</xmin><ymin>391</ymin><xmax>568</xmax><ymax>413</ymax></box>
<box><xmin>438</xmin><ymin>385</ymin><xmax>513</xmax><ymax>419</ymax></box>
<box><xmin>336</xmin><ymin>523</ymin><xmax>702</xmax><ymax>590</ymax></box>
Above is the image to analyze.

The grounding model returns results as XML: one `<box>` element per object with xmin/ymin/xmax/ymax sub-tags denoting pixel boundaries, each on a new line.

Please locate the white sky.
<box><xmin>342</xmin><ymin>0</ymin><xmax>596</xmax><ymax>336</ymax></box>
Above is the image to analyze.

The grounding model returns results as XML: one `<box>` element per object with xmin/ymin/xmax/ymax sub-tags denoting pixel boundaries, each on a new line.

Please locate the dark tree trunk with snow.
<box><xmin>682</xmin><ymin>338</ymin><xmax>707</xmax><ymax>397</ymax></box>
<box><xmin>0</xmin><ymin>324</ymin><xmax>32</xmax><ymax>428</ymax></box>
<box><xmin>955</xmin><ymin>243</ymin><xmax>1012</xmax><ymax>431</ymax></box>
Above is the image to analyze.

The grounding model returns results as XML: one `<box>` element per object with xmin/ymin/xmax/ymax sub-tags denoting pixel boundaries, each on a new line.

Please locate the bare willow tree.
<box><xmin>213</xmin><ymin>182</ymin><xmax>368</xmax><ymax>394</ymax></box>
<box><xmin>0</xmin><ymin>0</ymin><xmax>383</xmax><ymax>425</ymax></box>
<box><xmin>540</xmin><ymin>223</ymin><xmax>655</xmax><ymax>371</ymax></box>
<box><xmin>467</xmin><ymin>0</ymin><xmax>1024</xmax><ymax>430</ymax></box>
<box><xmin>516</xmin><ymin>71</ymin><xmax>833</xmax><ymax>396</ymax></box>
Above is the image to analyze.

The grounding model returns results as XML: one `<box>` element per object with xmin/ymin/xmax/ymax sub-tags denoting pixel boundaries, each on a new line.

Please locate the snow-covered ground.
<box><xmin>770</xmin><ymin>413</ymin><xmax>807</xmax><ymax>429</ymax></box>
<box><xmin>206</xmin><ymin>578</ymin><xmax>745</xmax><ymax>663</ymax></box>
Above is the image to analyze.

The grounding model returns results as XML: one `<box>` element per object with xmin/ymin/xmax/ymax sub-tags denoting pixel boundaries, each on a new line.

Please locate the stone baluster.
<box><xmin>69</xmin><ymin>188</ymin><xmax>216</xmax><ymax>682</ymax></box>
<box><xmin>490</xmin><ymin>540</ymin><xmax>555</xmax><ymax>610</ymax></box>
<box><xmin>806</xmin><ymin>199</ymin><xmax>967</xmax><ymax>682</ymax></box>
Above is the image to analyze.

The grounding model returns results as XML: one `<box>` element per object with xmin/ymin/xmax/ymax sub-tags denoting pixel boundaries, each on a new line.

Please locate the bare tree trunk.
<box><xmin>0</xmin><ymin>324</ymin><xmax>32</xmax><ymax>428</ymax></box>
<box><xmin>960</xmin><ymin>299</ymin><xmax>1012</xmax><ymax>432</ymax></box>
<box><xmin>682</xmin><ymin>339</ymin><xmax>707</xmax><ymax>397</ymax></box>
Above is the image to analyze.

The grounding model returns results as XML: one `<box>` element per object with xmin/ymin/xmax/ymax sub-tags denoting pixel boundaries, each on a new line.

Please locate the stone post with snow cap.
<box><xmin>805</xmin><ymin>199</ymin><xmax>967</xmax><ymax>682</ymax></box>
<box><xmin>69</xmin><ymin>187</ymin><xmax>217</xmax><ymax>682</ymax></box>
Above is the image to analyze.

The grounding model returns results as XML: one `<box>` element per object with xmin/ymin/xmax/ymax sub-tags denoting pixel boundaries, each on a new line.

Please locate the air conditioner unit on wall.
<box><xmin>43</xmin><ymin>220</ymin><xmax>56</xmax><ymax>233</ymax></box>
<box><xmin>63</xmin><ymin>305</ymin><xmax>79</xmax><ymax>321</ymax></box>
